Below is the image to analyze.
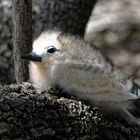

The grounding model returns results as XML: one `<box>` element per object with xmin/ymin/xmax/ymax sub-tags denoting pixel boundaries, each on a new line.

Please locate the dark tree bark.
<box><xmin>12</xmin><ymin>0</ymin><xmax>32</xmax><ymax>84</ymax></box>
<box><xmin>33</xmin><ymin>0</ymin><xmax>97</xmax><ymax>39</ymax></box>
<box><xmin>0</xmin><ymin>84</ymin><xmax>140</xmax><ymax>140</ymax></box>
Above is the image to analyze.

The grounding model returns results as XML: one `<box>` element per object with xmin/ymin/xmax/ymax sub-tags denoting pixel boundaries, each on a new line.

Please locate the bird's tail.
<box><xmin>128</xmin><ymin>98</ymin><xmax>140</xmax><ymax>117</ymax></box>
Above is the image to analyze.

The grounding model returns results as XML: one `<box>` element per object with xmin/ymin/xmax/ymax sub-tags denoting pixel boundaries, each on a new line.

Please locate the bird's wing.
<box><xmin>50</xmin><ymin>59</ymin><xmax>136</xmax><ymax>102</ymax></box>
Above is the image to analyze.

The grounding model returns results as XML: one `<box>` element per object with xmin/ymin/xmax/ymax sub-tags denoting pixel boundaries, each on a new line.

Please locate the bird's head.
<box><xmin>21</xmin><ymin>30</ymin><xmax>92</xmax><ymax>65</ymax></box>
<box><xmin>21</xmin><ymin>31</ymin><xmax>66</xmax><ymax>63</ymax></box>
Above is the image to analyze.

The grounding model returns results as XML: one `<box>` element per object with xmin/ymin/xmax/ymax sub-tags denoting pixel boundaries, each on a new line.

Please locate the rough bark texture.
<box><xmin>12</xmin><ymin>0</ymin><xmax>32</xmax><ymax>83</ymax></box>
<box><xmin>33</xmin><ymin>0</ymin><xmax>97</xmax><ymax>39</ymax></box>
<box><xmin>0</xmin><ymin>83</ymin><xmax>140</xmax><ymax>140</ymax></box>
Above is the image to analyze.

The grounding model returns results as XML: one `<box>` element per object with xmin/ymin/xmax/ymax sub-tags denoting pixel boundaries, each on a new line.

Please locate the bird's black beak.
<box><xmin>21</xmin><ymin>52</ymin><xmax>42</xmax><ymax>62</ymax></box>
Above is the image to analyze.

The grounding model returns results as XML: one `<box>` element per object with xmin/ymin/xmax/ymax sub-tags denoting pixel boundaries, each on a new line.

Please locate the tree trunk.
<box><xmin>12</xmin><ymin>0</ymin><xmax>32</xmax><ymax>84</ymax></box>
<box><xmin>33</xmin><ymin>0</ymin><xmax>97</xmax><ymax>39</ymax></box>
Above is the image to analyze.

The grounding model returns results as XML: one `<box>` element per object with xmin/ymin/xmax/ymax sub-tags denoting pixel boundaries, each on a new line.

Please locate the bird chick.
<box><xmin>22</xmin><ymin>30</ymin><xmax>140</xmax><ymax>126</ymax></box>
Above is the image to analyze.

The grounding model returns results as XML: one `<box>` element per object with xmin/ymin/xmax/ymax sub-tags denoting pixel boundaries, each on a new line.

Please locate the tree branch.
<box><xmin>0</xmin><ymin>83</ymin><xmax>140</xmax><ymax>140</ymax></box>
<box><xmin>12</xmin><ymin>0</ymin><xmax>32</xmax><ymax>83</ymax></box>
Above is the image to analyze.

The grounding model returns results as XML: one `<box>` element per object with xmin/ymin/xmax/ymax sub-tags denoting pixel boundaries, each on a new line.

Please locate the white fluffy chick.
<box><xmin>22</xmin><ymin>30</ymin><xmax>140</xmax><ymax>126</ymax></box>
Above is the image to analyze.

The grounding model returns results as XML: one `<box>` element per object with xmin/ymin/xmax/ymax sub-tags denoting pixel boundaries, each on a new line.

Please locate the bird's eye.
<box><xmin>47</xmin><ymin>46</ymin><xmax>57</xmax><ymax>54</ymax></box>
